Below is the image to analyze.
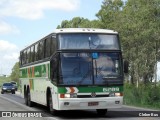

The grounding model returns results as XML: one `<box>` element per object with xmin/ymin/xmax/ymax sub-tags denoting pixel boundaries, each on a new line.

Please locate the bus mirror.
<box><xmin>124</xmin><ymin>60</ymin><xmax>129</xmax><ymax>73</ymax></box>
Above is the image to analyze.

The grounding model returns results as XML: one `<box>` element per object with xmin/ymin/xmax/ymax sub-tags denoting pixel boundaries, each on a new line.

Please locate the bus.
<box><xmin>19</xmin><ymin>28</ymin><xmax>128</xmax><ymax>116</ymax></box>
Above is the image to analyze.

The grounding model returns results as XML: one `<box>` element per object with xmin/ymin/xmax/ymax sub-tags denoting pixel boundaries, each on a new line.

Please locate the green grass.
<box><xmin>0</xmin><ymin>76</ymin><xmax>11</xmax><ymax>87</ymax></box>
<box><xmin>124</xmin><ymin>83</ymin><xmax>160</xmax><ymax>110</ymax></box>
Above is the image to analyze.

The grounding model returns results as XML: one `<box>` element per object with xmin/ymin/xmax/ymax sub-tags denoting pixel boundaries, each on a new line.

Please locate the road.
<box><xmin>0</xmin><ymin>92</ymin><xmax>159</xmax><ymax>120</ymax></box>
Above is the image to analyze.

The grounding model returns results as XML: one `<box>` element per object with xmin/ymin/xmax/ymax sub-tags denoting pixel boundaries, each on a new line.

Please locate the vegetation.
<box><xmin>0</xmin><ymin>62</ymin><xmax>19</xmax><ymax>88</ymax></box>
<box><xmin>56</xmin><ymin>0</ymin><xmax>160</xmax><ymax>108</ymax></box>
<box><xmin>124</xmin><ymin>82</ymin><xmax>160</xmax><ymax>109</ymax></box>
<box><xmin>10</xmin><ymin>62</ymin><xmax>19</xmax><ymax>83</ymax></box>
<box><xmin>0</xmin><ymin>76</ymin><xmax>11</xmax><ymax>87</ymax></box>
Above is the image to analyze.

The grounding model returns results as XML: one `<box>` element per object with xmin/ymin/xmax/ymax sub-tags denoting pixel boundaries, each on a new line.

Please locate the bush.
<box><xmin>124</xmin><ymin>83</ymin><xmax>160</xmax><ymax>109</ymax></box>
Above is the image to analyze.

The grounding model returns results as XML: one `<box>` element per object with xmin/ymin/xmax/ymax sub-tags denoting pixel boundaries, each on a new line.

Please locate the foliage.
<box><xmin>0</xmin><ymin>76</ymin><xmax>11</xmax><ymax>87</ymax></box>
<box><xmin>120</xmin><ymin>0</ymin><xmax>160</xmax><ymax>85</ymax></box>
<box><xmin>96</xmin><ymin>0</ymin><xmax>124</xmax><ymax>29</ymax></box>
<box><xmin>10</xmin><ymin>62</ymin><xmax>19</xmax><ymax>82</ymax></box>
<box><xmin>124</xmin><ymin>82</ymin><xmax>160</xmax><ymax>109</ymax></box>
<box><xmin>57</xmin><ymin>17</ymin><xmax>101</xmax><ymax>28</ymax></box>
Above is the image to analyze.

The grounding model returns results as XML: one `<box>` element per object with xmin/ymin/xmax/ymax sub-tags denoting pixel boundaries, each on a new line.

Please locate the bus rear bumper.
<box><xmin>58</xmin><ymin>97</ymin><xmax>123</xmax><ymax>110</ymax></box>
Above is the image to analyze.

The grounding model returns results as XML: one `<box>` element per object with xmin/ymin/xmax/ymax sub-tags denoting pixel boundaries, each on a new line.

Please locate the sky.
<box><xmin>0</xmin><ymin>0</ymin><xmax>104</xmax><ymax>75</ymax></box>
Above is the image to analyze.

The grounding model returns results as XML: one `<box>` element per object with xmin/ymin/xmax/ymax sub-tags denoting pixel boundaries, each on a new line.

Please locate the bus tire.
<box><xmin>96</xmin><ymin>109</ymin><xmax>107</xmax><ymax>116</ymax></box>
<box><xmin>48</xmin><ymin>93</ymin><xmax>57</xmax><ymax>115</ymax></box>
<box><xmin>24</xmin><ymin>87</ymin><xmax>28</xmax><ymax>106</ymax></box>
<box><xmin>27</xmin><ymin>90</ymin><xmax>34</xmax><ymax>107</ymax></box>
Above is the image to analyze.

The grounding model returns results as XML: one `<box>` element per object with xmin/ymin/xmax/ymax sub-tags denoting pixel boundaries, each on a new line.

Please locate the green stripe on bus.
<box><xmin>20</xmin><ymin>63</ymin><xmax>50</xmax><ymax>78</ymax></box>
<box><xmin>58</xmin><ymin>86</ymin><xmax>123</xmax><ymax>94</ymax></box>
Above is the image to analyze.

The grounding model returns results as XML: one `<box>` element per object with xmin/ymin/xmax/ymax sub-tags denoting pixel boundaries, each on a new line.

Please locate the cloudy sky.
<box><xmin>0</xmin><ymin>0</ymin><xmax>103</xmax><ymax>75</ymax></box>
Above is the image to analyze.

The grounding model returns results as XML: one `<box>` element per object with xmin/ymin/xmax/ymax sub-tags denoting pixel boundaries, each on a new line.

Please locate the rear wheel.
<box><xmin>27</xmin><ymin>90</ymin><xmax>34</xmax><ymax>107</ymax></box>
<box><xmin>24</xmin><ymin>88</ymin><xmax>28</xmax><ymax>105</ymax></box>
<box><xmin>96</xmin><ymin>109</ymin><xmax>107</xmax><ymax>116</ymax></box>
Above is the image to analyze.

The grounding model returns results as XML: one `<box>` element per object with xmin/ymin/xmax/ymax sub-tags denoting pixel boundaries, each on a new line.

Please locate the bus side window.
<box><xmin>21</xmin><ymin>51</ymin><xmax>25</xmax><ymax>65</ymax></box>
<box><xmin>30</xmin><ymin>45</ymin><xmax>35</xmax><ymax>62</ymax></box>
<box><xmin>24</xmin><ymin>50</ymin><xmax>27</xmax><ymax>64</ymax></box>
<box><xmin>26</xmin><ymin>48</ymin><xmax>30</xmax><ymax>64</ymax></box>
<box><xmin>35</xmin><ymin>43</ymin><xmax>38</xmax><ymax>61</ymax></box>
<box><xmin>39</xmin><ymin>41</ymin><xmax>44</xmax><ymax>60</ymax></box>
<box><xmin>51</xmin><ymin>36</ymin><xmax>56</xmax><ymax>55</ymax></box>
<box><xmin>45</xmin><ymin>38</ymin><xmax>51</xmax><ymax>58</ymax></box>
<box><xmin>28</xmin><ymin>47</ymin><xmax>32</xmax><ymax>63</ymax></box>
<box><xmin>50</xmin><ymin>58</ymin><xmax>58</xmax><ymax>84</ymax></box>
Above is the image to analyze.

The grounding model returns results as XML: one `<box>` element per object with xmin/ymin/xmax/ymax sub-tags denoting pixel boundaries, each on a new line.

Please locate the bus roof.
<box><xmin>54</xmin><ymin>28</ymin><xmax>118</xmax><ymax>34</ymax></box>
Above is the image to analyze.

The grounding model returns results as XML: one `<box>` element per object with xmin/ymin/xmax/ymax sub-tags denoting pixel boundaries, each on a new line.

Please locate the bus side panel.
<box><xmin>19</xmin><ymin>62</ymin><xmax>55</xmax><ymax>106</ymax></box>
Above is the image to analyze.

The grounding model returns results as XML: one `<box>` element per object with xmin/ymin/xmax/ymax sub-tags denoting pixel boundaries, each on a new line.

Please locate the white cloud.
<box><xmin>0</xmin><ymin>0</ymin><xmax>80</xmax><ymax>34</ymax></box>
<box><xmin>0</xmin><ymin>0</ymin><xmax>80</xmax><ymax>20</ymax></box>
<box><xmin>0</xmin><ymin>21</ymin><xmax>20</xmax><ymax>34</ymax></box>
<box><xmin>0</xmin><ymin>40</ymin><xmax>18</xmax><ymax>51</ymax></box>
<box><xmin>0</xmin><ymin>40</ymin><xmax>19</xmax><ymax>75</ymax></box>
<box><xmin>3</xmin><ymin>53</ymin><xmax>19</xmax><ymax>60</ymax></box>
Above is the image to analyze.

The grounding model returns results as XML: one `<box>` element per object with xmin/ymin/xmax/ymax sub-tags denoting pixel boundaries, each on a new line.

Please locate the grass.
<box><xmin>123</xmin><ymin>82</ymin><xmax>160</xmax><ymax>110</ymax></box>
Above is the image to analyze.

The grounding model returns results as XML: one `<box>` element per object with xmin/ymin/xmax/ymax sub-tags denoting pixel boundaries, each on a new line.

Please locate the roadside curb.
<box><xmin>123</xmin><ymin>105</ymin><xmax>159</xmax><ymax>111</ymax></box>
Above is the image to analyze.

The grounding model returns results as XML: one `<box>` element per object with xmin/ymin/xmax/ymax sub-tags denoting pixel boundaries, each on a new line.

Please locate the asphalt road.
<box><xmin>0</xmin><ymin>92</ymin><xmax>159</xmax><ymax>120</ymax></box>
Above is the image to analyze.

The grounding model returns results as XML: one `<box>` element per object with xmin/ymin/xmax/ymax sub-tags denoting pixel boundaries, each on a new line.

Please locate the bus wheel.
<box><xmin>49</xmin><ymin>94</ymin><xmax>57</xmax><ymax>115</ymax></box>
<box><xmin>27</xmin><ymin>90</ymin><xmax>34</xmax><ymax>107</ymax></box>
<box><xmin>96</xmin><ymin>109</ymin><xmax>107</xmax><ymax>116</ymax></box>
<box><xmin>24</xmin><ymin>90</ymin><xmax>28</xmax><ymax>106</ymax></box>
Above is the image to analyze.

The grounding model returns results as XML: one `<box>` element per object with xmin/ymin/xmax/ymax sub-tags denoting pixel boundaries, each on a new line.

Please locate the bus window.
<box><xmin>27</xmin><ymin>48</ymin><xmax>30</xmax><ymax>64</ymax></box>
<box><xmin>20</xmin><ymin>52</ymin><xmax>22</xmax><ymax>65</ymax></box>
<box><xmin>35</xmin><ymin>43</ymin><xmax>39</xmax><ymax>61</ymax></box>
<box><xmin>59</xmin><ymin>53</ymin><xmax>92</xmax><ymax>85</ymax></box>
<box><xmin>51</xmin><ymin>36</ymin><xmax>56</xmax><ymax>55</ymax></box>
<box><xmin>21</xmin><ymin>51</ymin><xmax>25</xmax><ymax>65</ymax></box>
<box><xmin>39</xmin><ymin>41</ymin><xmax>44</xmax><ymax>60</ymax></box>
<box><xmin>30</xmin><ymin>46</ymin><xmax>35</xmax><ymax>62</ymax></box>
<box><xmin>58</xmin><ymin>33</ymin><xmax>119</xmax><ymax>50</ymax></box>
<box><xmin>45</xmin><ymin>38</ymin><xmax>51</xmax><ymax>58</ymax></box>
<box><xmin>93</xmin><ymin>53</ymin><xmax>121</xmax><ymax>85</ymax></box>
<box><xmin>24</xmin><ymin>50</ymin><xmax>27</xmax><ymax>64</ymax></box>
<box><xmin>50</xmin><ymin>55</ymin><xmax>59</xmax><ymax>84</ymax></box>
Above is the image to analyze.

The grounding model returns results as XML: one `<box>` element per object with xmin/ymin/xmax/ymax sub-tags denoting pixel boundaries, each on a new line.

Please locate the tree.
<box><xmin>56</xmin><ymin>17</ymin><xmax>101</xmax><ymax>28</ymax></box>
<box><xmin>10</xmin><ymin>62</ymin><xmax>19</xmax><ymax>82</ymax></box>
<box><xmin>121</xmin><ymin>0</ymin><xmax>160</xmax><ymax>85</ymax></box>
<box><xmin>96</xmin><ymin>0</ymin><xmax>124</xmax><ymax>29</ymax></box>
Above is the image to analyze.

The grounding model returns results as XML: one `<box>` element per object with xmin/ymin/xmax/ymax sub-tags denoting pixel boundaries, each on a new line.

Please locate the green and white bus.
<box><xmin>19</xmin><ymin>28</ymin><xmax>128</xmax><ymax>116</ymax></box>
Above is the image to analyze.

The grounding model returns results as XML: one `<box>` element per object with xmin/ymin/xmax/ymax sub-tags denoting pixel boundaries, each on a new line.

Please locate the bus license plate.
<box><xmin>88</xmin><ymin>102</ymin><xmax>98</xmax><ymax>106</ymax></box>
